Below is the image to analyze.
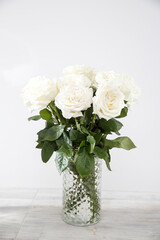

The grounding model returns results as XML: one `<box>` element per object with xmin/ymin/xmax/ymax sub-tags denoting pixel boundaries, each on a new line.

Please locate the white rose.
<box><xmin>22</xmin><ymin>76</ymin><xmax>58</xmax><ymax>112</ymax></box>
<box><xmin>55</xmin><ymin>86</ymin><xmax>93</xmax><ymax>119</ymax></box>
<box><xmin>93</xmin><ymin>84</ymin><xmax>125</xmax><ymax>120</ymax></box>
<box><xmin>63</xmin><ymin>65</ymin><xmax>97</xmax><ymax>88</ymax></box>
<box><xmin>57</xmin><ymin>74</ymin><xmax>91</xmax><ymax>89</ymax></box>
<box><xmin>119</xmin><ymin>74</ymin><xmax>140</xmax><ymax>107</ymax></box>
<box><xmin>95</xmin><ymin>71</ymin><xmax>120</xmax><ymax>87</ymax></box>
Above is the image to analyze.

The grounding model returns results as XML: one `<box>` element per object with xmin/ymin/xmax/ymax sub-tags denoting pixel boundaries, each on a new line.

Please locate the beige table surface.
<box><xmin>0</xmin><ymin>189</ymin><xmax>159</xmax><ymax>240</ymax></box>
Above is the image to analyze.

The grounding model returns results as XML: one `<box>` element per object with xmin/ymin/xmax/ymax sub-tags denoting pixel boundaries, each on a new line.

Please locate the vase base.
<box><xmin>62</xmin><ymin>216</ymin><xmax>101</xmax><ymax>227</ymax></box>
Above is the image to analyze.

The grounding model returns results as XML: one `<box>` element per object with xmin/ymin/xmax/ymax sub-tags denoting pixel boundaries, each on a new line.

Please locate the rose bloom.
<box><xmin>95</xmin><ymin>71</ymin><xmax>140</xmax><ymax>108</ymax></box>
<box><xmin>95</xmin><ymin>71</ymin><xmax>120</xmax><ymax>87</ymax></box>
<box><xmin>22</xmin><ymin>76</ymin><xmax>58</xmax><ymax>112</ymax></box>
<box><xmin>55</xmin><ymin>85</ymin><xmax>93</xmax><ymax>119</ymax></box>
<box><xmin>93</xmin><ymin>84</ymin><xmax>125</xmax><ymax>120</ymax></box>
<box><xmin>63</xmin><ymin>65</ymin><xmax>97</xmax><ymax>88</ymax></box>
<box><xmin>57</xmin><ymin>74</ymin><xmax>91</xmax><ymax>89</ymax></box>
<box><xmin>119</xmin><ymin>74</ymin><xmax>140</xmax><ymax>107</ymax></box>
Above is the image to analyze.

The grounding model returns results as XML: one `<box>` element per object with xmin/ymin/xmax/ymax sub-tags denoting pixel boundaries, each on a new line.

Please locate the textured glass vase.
<box><xmin>62</xmin><ymin>158</ymin><xmax>102</xmax><ymax>226</ymax></box>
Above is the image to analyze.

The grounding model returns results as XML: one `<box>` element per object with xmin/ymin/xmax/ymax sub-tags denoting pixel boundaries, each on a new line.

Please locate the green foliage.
<box><xmin>58</xmin><ymin>144</ymin><xmax>73</xmax><ymax>157</ymax></box>
<box><xmin>79</xmin><ymin>140</ymin><xmax>86</xmax><ymax>148</ymax></box>
<box><xmin>93</xmin><ymin>132</ymin><xmax>102</xmax><ymax>144</ymax></box>
<box><xmin>56</xmin><ymin>136</ymin><xmax>65</xmax><ymax>148</ymax></box>
<box><xmin>56</xmin><ymin>131</ymin><xmax>72</xmax><ymax>148</ymax></box>
<box><xmin>93</xmin><ymin>146</ymin><xmax>111</xmax><ymax>171</ymax></box>
<box><xmin>104</xmin><ymin>157</ymin><xmax>111</xmax><ymax>171</ymax></box>
<box><xmin>103</xmin><ymin>137</ymin><xmax>136</xmax><ymax>150</ymax></box>
<box><xmin>63</xmin><ymin>132</ymin><xmax>72</xmax><ymax>146</ymax></box>
<box><xmin>116</xmin><ymin>107</ymin><xmax>128</xmax><ymax>118</ymax></box>
<box><xmin>43</xmin><ymin>125</ymin><xmax>65</xmax><ymax>141</ymax></box>
<box><xmin>81</xmin><ymin>126</ymin><xmax>90</xmax><ymax>135</ymax></box>
<box><xmin>41</xmin><ymin>141</ymin><xmax>56</xmax><ymax>163</ymax></box>
<box><xmin>80</xmin><ymin>106</ymin><xmax>93</xmax><ymax>126</ymax></box>
<box><xmin>98</xmin><ymin>118</ymin><xmax>123</xmax><ymax>135</ymax></box>
<box><xmin>76</xmin><ymin>147</ymin><xmax>95</xmax><ymax>177</ymax></box>
<box><xmin>28</xmin><ymin>100</ymin><xmax>136</xmax><ymax>176</ymax></box>
<box><xmin>45</xmin><ymin>119</ymin><xmax>55</xmax><ymax>128</ymax></box>
<box><xmin>69</xmin><ymin>130</ymin><xmax>86</xmax><ymax>142</ymax></box>
<box><xmin>87</xmin><ymin>135</ymin><xmax>95</xmax><ymax>153</ymax></box>
<box><xmin>55</xmin><ymin>152</ymin><xmax>69</xmax><ymax>174</ymax></box>
<box><xmin>49</xmin><ymin>102</ymin><xmax>66</xmax><ymax>125</ymax></box>
<box><xmin>28</xmin><ymin>115</ymin><xmax>41</xmax><ymax>121</ymax></box>
<box><xmin>94</xmin><ymin>146</ymin><xmax>108</xmax><ymax>159</ymax></box>
<box><xmin>36</xmin><ymin>142</ymin><xmax>44</xmax><ymax>149</ymax></box>
<box><xmin>75</xmin><ymin>118</ymin><xmax>82</xmax><ymax>132</ymax></box>
<box><xmin>55</xmin><ymin>144</ymin><xmax>73</xmax><ymax>174</ymax></box>
<box><xmin>40</xmin><ymin>108</ymin><xmax>52</xmax><ymax>120</ymax></box>
<box><xmin>37</xmin><ymin>128</ymin><xmax>48</xmax><ymax>141</ymax></box>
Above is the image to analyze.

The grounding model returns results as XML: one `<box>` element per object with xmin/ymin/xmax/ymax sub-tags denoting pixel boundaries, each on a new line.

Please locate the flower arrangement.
<box><xmin>22</xmin><ymin>65</ymin><xmax>140</xmax><ymax>177</ymax></box>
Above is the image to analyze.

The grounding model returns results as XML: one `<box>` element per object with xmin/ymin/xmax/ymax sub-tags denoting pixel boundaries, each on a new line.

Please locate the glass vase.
<box><xmin>62</xmin><ymin>158</ymin><xmax>102</xmax><ymax>226</ymax></box>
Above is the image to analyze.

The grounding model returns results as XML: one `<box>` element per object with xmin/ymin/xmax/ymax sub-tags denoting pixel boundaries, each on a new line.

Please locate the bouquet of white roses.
<box><xmin>22</xmin><ymin>65</ymin><xmax>140</xmax><ymax>177</ymax></box>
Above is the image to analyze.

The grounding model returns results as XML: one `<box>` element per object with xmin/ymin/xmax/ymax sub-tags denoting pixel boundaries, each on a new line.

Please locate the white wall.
<box><xmin>0</xmin><ymin>0</ymin><xmax>160</xmax><ymax>192</ymax></box>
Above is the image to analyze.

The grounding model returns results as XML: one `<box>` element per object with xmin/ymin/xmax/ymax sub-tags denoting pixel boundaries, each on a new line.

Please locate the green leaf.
<box><xmin>90</xmin><ymin>131</ymin><xmax>102</xmax><ymax>144</ymax></box>
<box><xmin>110</xmin><ymin>119</ymin><xmax>123</xmax><ymax>131</ymax></box>
<box><xmin>93</xmin><ymin>146</ymin><xmax>111</xmax><ymax>171</ymax></box>
<box><xmin>75</xmin><ymin>118</ymin><xmax>82</xmax><ymax>132</ymax></box>
<box><xmin>76</xmin><ymin>147</ymin><xmax>95</xmax><ymax>177</ymax></box>
<box><xmin>98</xmin><ymin>119</ymin><xmax>107</xmax><ymax>132</ymax></box>
<box><xmin>36</xmin><ymin>142</ymin><xmax>44</xmax><ymax>149</ymax></box>
<box><xmin>40</xmin><ymin>109</ymin><xmax>52</xmax><ymax>120</ymax></box>
<box><xmin>103</xmin><ymin>137</ymin><xmax>136</xmax><ymax>150</ymax></box>
<box><xmin>81</xmin><ymin>126</ymin><xmax>90</xmax><ymax>135</ymax></box>
<box><xmin>41</xmin><ymin>141</ymin><xmax>55</xmax><ymax>163</ymax></box>
<box><xmin>105</xmin><ymin>150</ymin><xmax>111</xmax><ymax>171</ymax></box>
<box><xmin>98</xmin><ymin>118</ymin><xmax>123</xmax><ymax>135</ymax></box>
<box><xmin>43</xmin><ymin>125</ymin><xmax>65</xmax><ymax>141</ymax></box>
<box><xmin>80</xmin><ymin>107</ymin><xmax>93</xmax><ymax>126</ymax></box>
<box><xmin>87</xmin><ymin>135</ymin><xmax>95</xmax><ymax>153</ymax></box>
<box><xmin>49</xmin><ymin>102</ymin><xmax>66</xmax><ymax>125</ymax></box>
<box><xmin>79</xmin><ymin>140</ymin><xmax>86</xmax><ymax>148</ymax></box>
<box><xmin>55</xmin><ymin>152</ymin><xmax>70</xmax><ymax>174</ymax></box>
<box><xmin>116</xmin><ymin>107</ymin><xmax>128</xmax><ymax>118</ymax></box>
<box><xmin>105</xmin><ymin>159</ymin><xmax>111</xmax><ymax>171</ymax></box>
<box><xmin>73</xmin><ymin>150</ymin><xmax>79</xmax><ymax>163</ymax></box>
<box><xmin>57</xmin><ymin>144</ymin><xmax>73</xmax><ymax>157</ymax></box>
<box><xmin>37</xmin><ymin>128</ymin><xmax>48</xmax><ymax>141</ymax></box>
<box><xmin>73</xmin><ymin>140</ymin><xmax>86</xmax><ymax>163</ymax></box>
<box><xmin>56</xmin><ymin>136</ymin><xmax>65</xmax><ymax>148</ymax></box>
<box><xmin>55</xmin><ymin>145</ymin><xmax>73</xmax><ymax>174</ymax></box>
<box><xmin>45</xmin><ymin>119</ymin><xmax>55</xmax><ymax>128</ymax></box>
<box><xmin>66</xmin><ymin>117</ymin><xmax>75</xmax><ymax>125</ymax></box>
<box><xmin>63</xmin><ymin>132</ymin><xmax>72</xmax><ymax>146</ymax></box>
<box><xmin>94</xmin><ymin>146</ymin><xmax>108</xmax><ymax>159</ymax></box>
<box><xmin>94</xmin><ymin>132</ymin><xmax>102</xmax><ymax>144</ymax></box>
<box><xmin>28</xmin><ymin>115</ymin><xmax>41</xmax><ymax>121</ymax></box>
<box><xmin>69</xmin><ymin>130</ymin><xmax>86</xmax><ymax>142</ymax></box>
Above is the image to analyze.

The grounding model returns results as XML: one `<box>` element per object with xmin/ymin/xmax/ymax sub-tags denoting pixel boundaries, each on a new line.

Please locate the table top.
<box><xmin>0</xmin><ymin>189</ymin><xmax>160</xmax><ymax>240</ymax></box>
